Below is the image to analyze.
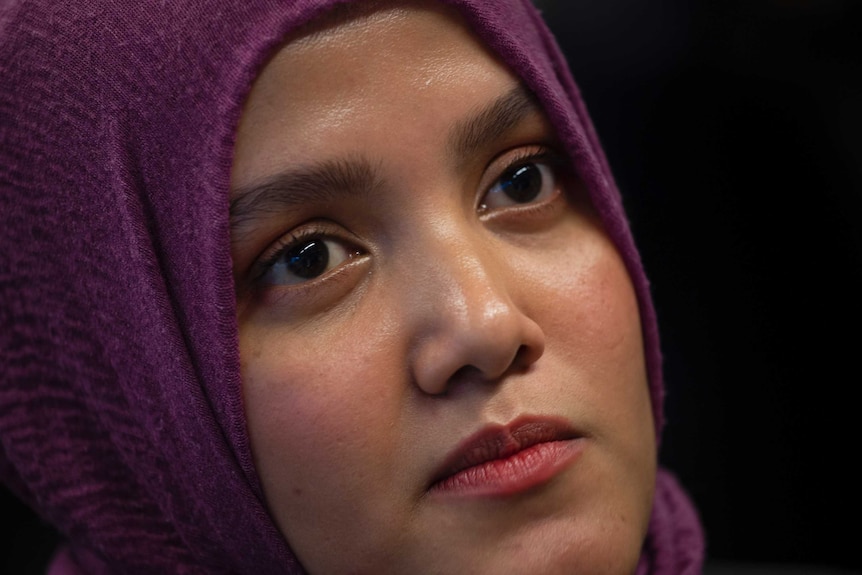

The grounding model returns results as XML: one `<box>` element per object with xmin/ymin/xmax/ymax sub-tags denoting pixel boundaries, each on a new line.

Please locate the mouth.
<box><xmin>428</xmin><ymin>415</ymin><xmax>586</xmax><ymax>498</ymax></box>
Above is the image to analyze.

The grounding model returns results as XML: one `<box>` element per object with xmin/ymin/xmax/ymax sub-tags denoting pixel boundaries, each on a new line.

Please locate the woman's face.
<box><xmin>230</xmin><ymin>3</ymin><xmax>656</xmax><ymax>574</ymax></box>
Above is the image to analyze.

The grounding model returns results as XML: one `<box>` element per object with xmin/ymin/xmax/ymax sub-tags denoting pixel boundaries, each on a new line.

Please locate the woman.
<box><xmin>0</xmin><ymin>0</ymin><xmax>703</xmax><ymax>573</ymax></box>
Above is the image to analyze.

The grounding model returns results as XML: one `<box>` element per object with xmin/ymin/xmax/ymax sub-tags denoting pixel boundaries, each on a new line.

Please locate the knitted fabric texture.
<box><xmin>0</xmin><ymin>0</ymin><xmax>704</xmax><ymax>573</ymax></box>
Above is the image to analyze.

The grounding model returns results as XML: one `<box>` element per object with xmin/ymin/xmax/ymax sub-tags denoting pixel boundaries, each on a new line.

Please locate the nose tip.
<box><xmin>469</xmin><ymin>299</ymin><xmax>545</xmax><ymax>377</ymax></box>
<box><xmin>411</xmin><ymin>287</ymin><xmax>546</xmax><ymax>396</ymax></box>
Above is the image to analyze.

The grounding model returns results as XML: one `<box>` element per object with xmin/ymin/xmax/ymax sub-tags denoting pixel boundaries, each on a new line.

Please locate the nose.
<box><xmin>407</xmin><ymin>232</ymin><xmax>546</xmax><ymax>396</ymax></box>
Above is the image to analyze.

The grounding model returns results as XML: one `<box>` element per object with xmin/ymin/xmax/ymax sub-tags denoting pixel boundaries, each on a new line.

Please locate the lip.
<box><xmin>428</xmin><ymin>415</ymin><xmax>585</xmax><ymax>498</ymax></box>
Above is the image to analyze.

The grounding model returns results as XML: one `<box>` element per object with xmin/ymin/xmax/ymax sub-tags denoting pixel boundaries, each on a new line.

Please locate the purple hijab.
<box><xmin>0</xmin><ymin>0</ymin><xmax>704</xmax><ymax>573</ymax></box>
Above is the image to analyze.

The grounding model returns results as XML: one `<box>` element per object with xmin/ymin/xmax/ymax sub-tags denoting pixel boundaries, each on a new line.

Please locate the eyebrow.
<box><xmin>229</xmin><ymin>84</ymin><xmax>542</xmax><ymax>236</ymax></box>
<box><xmin>229</xmin><ymin>157</ymin><xmax>380</xmax><ymax>241</ymax></box>
<box><xmin>448</xmin><ymin>84</ymin><xmax>542</xmax><ymax>165</ymax></box>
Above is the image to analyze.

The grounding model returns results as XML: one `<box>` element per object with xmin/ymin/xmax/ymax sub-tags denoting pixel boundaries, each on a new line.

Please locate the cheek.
<box><xmin>238</xmin><ymin>325</ymin><xmax>407</xmax><ymax>529</ymax></box>
<box><xmin>562</xmin><ymin>236</ymin><xmax>654</xmax><ymax>433</ymax></box>
<box><xmin>536</xmin><ymin>226</ymin><xmax>644</xmax><ymax>373</ymax></box>
<box><xmin>533</xmin><ymin>224</ymin><xmax>656</xmax><ymax>504</ymax></box>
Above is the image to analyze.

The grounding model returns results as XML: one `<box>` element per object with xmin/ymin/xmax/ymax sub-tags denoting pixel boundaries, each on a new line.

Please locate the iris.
<box><xmin>286</xmin><ymin>240</ymin><xmax>330</xmax><ymax>279</ymax></box>
<box><xmin>500</xmin><ymin>164</ymin><xmax>542</xmax><ymax>203</ymax></box>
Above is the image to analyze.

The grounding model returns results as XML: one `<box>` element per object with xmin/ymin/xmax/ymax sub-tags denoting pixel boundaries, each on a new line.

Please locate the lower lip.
<box><xmin>429</xmin><ymin>438</ymin><xmax>585</xmax><ymax>498</ymax></box>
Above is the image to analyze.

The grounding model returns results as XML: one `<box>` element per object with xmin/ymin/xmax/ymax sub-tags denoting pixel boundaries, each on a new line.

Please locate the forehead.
<box><xmin>231</xmin><ymin>2</ymin><xmax>522</xmax><ymax>188</ymax></box>
<box><xmin>250</xmin><ymin>2</ymin><xmax>500</xmax><ymax>102</ymax></box>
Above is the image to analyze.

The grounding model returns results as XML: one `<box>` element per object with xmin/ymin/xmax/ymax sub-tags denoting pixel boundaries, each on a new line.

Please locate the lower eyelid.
<box><xmin>252</xmin><ymin>252</ymin><xmax>372</xmax><ymax>310</ymax></box>
<box><xmin>480</xmin><ymin>186</ymin><xmax>565</xmax><ymax>227</ymax></box>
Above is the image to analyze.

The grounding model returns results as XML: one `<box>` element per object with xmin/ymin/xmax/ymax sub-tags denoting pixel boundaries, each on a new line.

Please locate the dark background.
<box><xmin>537</xmin><ymin>0</ymin><xmax>862</xmax><ymax>571</ymax></box>
<box><xmin>3</xmin><ymin>0</ymin><xmax>862</xmax><ymax>573</ymax></box>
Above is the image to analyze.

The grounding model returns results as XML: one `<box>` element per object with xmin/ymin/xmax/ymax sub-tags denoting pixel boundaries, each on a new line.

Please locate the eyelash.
<box><xmin>253</xmin><ymin>224</ymin><xmax>362</xmax><ymax>283</ymax></box>
<box><xmin>498</xmin><ymin>146</ymin><xmax>558</xmax><ymax>176</ymax></box>
<box><xmin>478</xmin><ymin>145</ymin><xmax>565</xmax><ymax>212</ymax></box>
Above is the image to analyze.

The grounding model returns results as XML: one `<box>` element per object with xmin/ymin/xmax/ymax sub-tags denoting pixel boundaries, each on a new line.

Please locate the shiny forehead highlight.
<box><xmin>287</xmin><ymin>0</ymin><xmax>437</xmax><ymax>50</ymax></box>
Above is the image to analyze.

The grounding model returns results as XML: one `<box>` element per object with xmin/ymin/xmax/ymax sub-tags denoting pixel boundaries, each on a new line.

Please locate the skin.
<box><xmin>229</xmin><ymin>2</ymin><xmax>656</xmax><ymax>574</ymax></box>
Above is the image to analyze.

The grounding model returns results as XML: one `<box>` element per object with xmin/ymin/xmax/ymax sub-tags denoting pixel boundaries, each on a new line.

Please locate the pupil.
<box><xmin>501</xmin><ymin>164</ymin><xmax>541</xmax><ymax>203</ymax></box>
<box><xmin>287</xmin><ymin>240</ymin><xmax>329</xmax><ymax>279</ymax></box>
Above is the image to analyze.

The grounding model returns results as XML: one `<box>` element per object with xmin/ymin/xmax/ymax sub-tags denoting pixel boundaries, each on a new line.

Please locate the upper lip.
<box><xmin>429</xmin><ymin>415</ymin><xmax>582</xmax><ymax>489</ymax></box>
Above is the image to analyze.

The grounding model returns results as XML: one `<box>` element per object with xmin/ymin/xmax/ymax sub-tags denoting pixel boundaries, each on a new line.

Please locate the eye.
<box><xmin>479</xmin><ymin>160</ymin><xmax>557</xmax><ymax>212</ymax></box>
<box><xmin>258</xmin><ymin>235</ymin><xmax>360</xmax><ymax>287</ymax></box>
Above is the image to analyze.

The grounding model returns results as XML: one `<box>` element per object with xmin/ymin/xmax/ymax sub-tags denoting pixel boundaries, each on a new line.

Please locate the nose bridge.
<box><xmin>440</xmin><ymin>240</ymin><xmax>510</xmax><ymax>330</ymax></box>
<box><xmin>415</xmin><ymin>216</ymin><xmax>509</xmax><ymax>326</ymax></box>
<box><xmin>406</xmin><ymin>217</ymin><xmax>545</xmax><ymax>395</ymax></box>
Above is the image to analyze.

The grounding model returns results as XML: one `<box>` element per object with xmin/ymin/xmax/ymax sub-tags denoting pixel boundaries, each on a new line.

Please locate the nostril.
<box><xmin>512</xmin><ymin>342</ymin><xmax>545</xmax><ymax>371</ymax></box>
<box><xmin>448</xmin><ymin>365</ymin><xmax>485</xmax><ymax>388</ymax></box>
<box><xmin>448</xmin><ymin>344</ymin><xmax>534</xmax><ymax>388</ymax></box>
<box><xmin>512</xmin><ymin>344</ymin><xmax>534</xmax><ymax>372</ymax></box>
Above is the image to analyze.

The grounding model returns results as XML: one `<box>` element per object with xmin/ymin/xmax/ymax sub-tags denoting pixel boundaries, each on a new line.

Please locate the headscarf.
<box><xmin>0</xmin><ymin>0</ymin><xmax>704</xmax><ymax>573</ymax></box>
